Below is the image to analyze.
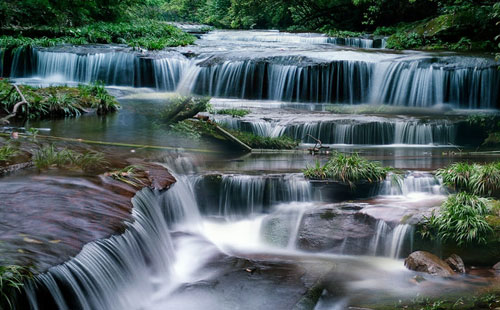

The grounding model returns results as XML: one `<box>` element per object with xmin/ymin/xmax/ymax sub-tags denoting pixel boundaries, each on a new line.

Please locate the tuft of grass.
<box><xmin>0</xmin><ymin>265</ymin><xmax>31</xmax><ymax>309</ymax></box>
<box><xmin>0</xmin><ymin>144</ymin><xmax>18</xmax><ymax>162</ymax></box>
<box><xmin>169</xmin><ymin>120</ymin><xmax>202</xmax><ymax>140</ymax></box>
<box><xmin>226</xmin><ymin>129</ymin><xmax>299</xmax><ymax>150</ymax></box>
<box><xmin>1</xmin><ymin>80</ymin><xmax>119</xmax><ymax>120</ymax></box>
<box><xmin>216</xmin><ymin>108</ymin><xmax>250</xmax><ymax>117</ymax></box>
<box><xmin>303</xmin><ymin>152</ymin><xmax>392</xmax><ymax>188</ymax></box>
<box><xmin>423</xmin><ymin>192</ymin><xmax>492</xmax><ymax>245</ymax></box>
<box><xmin>436</xmin><ymin>162</ymin><xmax>500</xmax><ymax>197</ymax></box>
<box><xmin>33</xmin><ymin>145</ymin><xmax>107</xmax><ymax>172</ymax></box>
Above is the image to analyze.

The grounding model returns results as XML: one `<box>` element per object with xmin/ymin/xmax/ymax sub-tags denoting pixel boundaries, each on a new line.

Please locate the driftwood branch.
<box><xmin>0</xmin><ymin>85</ymin><xmax>29</xmax><ymax>125</ymax></box>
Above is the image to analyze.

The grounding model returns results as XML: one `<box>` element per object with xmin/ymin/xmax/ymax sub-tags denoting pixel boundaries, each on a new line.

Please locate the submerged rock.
<box><xmin>445</xmin><ymin>254</ymin><xmax>466</xmax><ymax>273</ymax></box>
<box><xmin>404</xmin><ymin>251</ymin><xmax>455</xmax><ymax>277</ymax></box>
<box><xmin>493</xmin><ymin>262</ymin><xmax>500</xmax><ymax>271</ymax></box>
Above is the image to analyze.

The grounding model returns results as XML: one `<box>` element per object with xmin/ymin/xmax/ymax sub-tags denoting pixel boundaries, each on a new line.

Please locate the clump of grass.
<box><xmin>227</xmin><ymin>129</ymin><xmax>299</xmax><ymax>150</ymax></box>
<box><xmin>303</xmin><ymin>152</ymin><xmax>392</xmax><ymax>188</ymax></box>
<box><xmin>216</xmin><ymin>108</ymin><xmax>250</xmax><ymax>117</ymax></box>
<box><xmin>436</xmin><ymin>162</ymin><xmax>500</xmax><ymax>196</ymax></box>
<box><xmin>422</xmin><ymin>192</ymin><xmax>492</xmax><ymax>245</ymax></box>
<box><xmin>1</xmin><ymin>80</ymin><xmax>119</xmax><ymax>120</ymax></box>
<box><xmin>33</xmin><ymin>145</ymin><xmax>107</xmax><ymax>171</ymax></box>
<box><xmin>0</xmin><ymin>265</ymin><xmax>31</xmax><ymax>309</ymax></box>
<box><xmin>0</xmin><ymin>144</ymin><xmax>18</xmax><ymax>162</ymax></box>
<box><xmin>169</xmin><ymin>120</ymin><xmax>202</xmax><ymax>140</ymax></box>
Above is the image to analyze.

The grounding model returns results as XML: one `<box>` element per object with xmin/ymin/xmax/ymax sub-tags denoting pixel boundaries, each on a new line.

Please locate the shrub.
<box><xmin>424</xmin><ymin>193</ymin><xmax>492</xmax><ymax>245</ymax></box>
<box><xmin>303</xmin><ymin>152</ymin><xmax>391</xmax><ymax>187</ymax></box>
<box><xmin>169</xmin><ymin>120</ymin><xmax>202</xmax><ymax>140</ymax></box>
<box><xmin>227</xmin><ymin>130</ymin><xmax>299</xmax><ymax>150</ymax></box>
<box><xmin>436</xmin><ymin>162</ymin><xmax>500</xmax><ymax>196</ymax></box>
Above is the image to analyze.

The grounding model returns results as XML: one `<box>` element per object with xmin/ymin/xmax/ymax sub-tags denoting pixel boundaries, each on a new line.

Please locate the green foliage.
<box><xmin>424</xmin><ymin>192</ymin><xmax>492</xmax><ymax>245</ymax></box>
<box><xmin>33</xmin><ymin>145</ymin><xmax>107</xmax><ymax>171</ymax></box>
<box><xmin>169</xmin><ymin>120</ymin><xmax>202</xmax><ymax>140</ymax></box>
<box><xmin>107</xmin><ymin>165</ymin><xmax>148</xmax><ymax>188</ymax></box>
<box><xmin>0</xmin><ymin>80</ymin><xmax>119</xmax><ymax>119</ymax></box>
<box><xmin>159</xmin><ymin>96</ymin><xmax>210</xmax><ymax>125</ymax></box>
<box><xmin>321</xmin><ymin>28</ymin><xmax>364</xmax><ymax>38</ymax></box>
<box><xmin>0</xmin><ymin>144</ymin><xmax>17</xmax><ymax>162</ymax></box>
<box><xmin>216</xmin><ymin>108</ymin><xmax>250</xmax><ymax>117</ymax></box>
<box><xmin>227</xmin><ymin>129</ymin><xmax>299</xmax><ymax>149</ymax></box>
<box><xmin>0</xmin><ymin>265</ymin><xmax>31</xmax><ymax>310</ymax></box>
<box><xmin>0</xmin><ymin>20</ymin><xmax>195</xmax><ymax>50</ymax></box>
<box><xmin>436</xmin><ymin>162</ymin><xmax>500</xmax><ymax>197</ymax></box>
<box><xmin>303</xmin><ymin>152</ymin><xmax>391</xmax><ymax>187</ymax></box>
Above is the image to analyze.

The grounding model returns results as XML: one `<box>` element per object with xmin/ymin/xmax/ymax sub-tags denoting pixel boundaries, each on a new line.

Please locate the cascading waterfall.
<box><xmin>190</xmin><ymin>59</ymin><xmax>372</xmax><ymax>103</ymax></box>
<box><xmin>217</xmin><ymin>174</ymin><xmax>312</xmax><ymax>217</ymax></box>
<box><xmin>379</xmin><ymin>171</ymin><xmax>446</xmax><ymax>196</ymax></box>
<box><xmin>371</xmin><ymin>61</ymin><xmax>500</xmax><ymax>109</ymax></box>
<box><xmin>10</xmin><ymin>48</ymin><xmax>188</xmax><ymax>89</ymax></box>
<box><xmin>201</xmin><ymin>31</ymin><xmax>331</xmax><ymax>44</ymax></box>
<box><xmin>25</xmin><ymin>189</ymin><xmax>176</xmax><ymax>310</ymax></box>
<box><xmin>328</xmin><ymin>37</ymin><xmax>374</xmax><ymax>48</ymax></box>
<box><xmin>218</xmin><ymin>118</ymin><xmax>458</xmax><ymax>145</ymax></box>
<box><xmin>369</xmin><ymin>221</ymin><xmax>414</xmax><ymax>258</ymax></box>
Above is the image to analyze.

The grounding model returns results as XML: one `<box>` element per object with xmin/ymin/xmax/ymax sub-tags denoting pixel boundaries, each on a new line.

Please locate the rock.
<box><xmin>404</xmin><ymin>251</ymin><xmax>455</xmax><ymax>277</ymax></box>
<box><xmin>445</xmin><ymin>254</ymin><xmax>466</xmax><ymax>273</ymax></box>
<box><xmin>493</xmin><ymin>262</ymin><xmax>500</xmax><ymax>271</ymax></box>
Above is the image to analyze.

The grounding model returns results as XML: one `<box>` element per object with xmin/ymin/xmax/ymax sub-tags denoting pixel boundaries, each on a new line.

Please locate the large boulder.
<box><xmin>445</xmin><ymin>254</ymin><xmax>466</xmax><ymax>273</ymax></box>
<box><xmin>493</xmin><ymin>262</ymin><xmax>500</xmax><ymax>272</ymax></box>
<box><xmin>404</xmin><ymin>251</ymin><xmax>455</xmax><ymax>277</ymax></box>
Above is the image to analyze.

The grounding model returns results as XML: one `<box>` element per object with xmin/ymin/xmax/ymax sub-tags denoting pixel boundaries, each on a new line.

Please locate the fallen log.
<box><xmin>1</xmin><ymin>84</ymin><xmax>29</xmax><ymax>125</ymax></box>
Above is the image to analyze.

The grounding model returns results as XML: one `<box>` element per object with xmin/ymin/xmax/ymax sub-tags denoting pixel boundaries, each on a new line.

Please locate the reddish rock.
<box><xmin>445</xmin><ymin>254</ymin><xmax>466</xmax><ymax>273</ymax></box>
<box><xmin>404</xmin><ymin>251</ymin><xmax>455</xmax><ymax>277</ymax></box>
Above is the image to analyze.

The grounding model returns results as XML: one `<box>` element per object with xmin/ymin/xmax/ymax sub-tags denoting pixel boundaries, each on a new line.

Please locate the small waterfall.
<box><xmin>25</xmin><ymin>189</ymin><xmax>175</xmax><ymax>310</ymax></box>
<box><xmin>213</xmin><ymin>174</ymin><xmax>312</xmax><ymax>217</ymax></box>
<box><xmin>328</xmin><ymin>37</ymin><xmax>374</xmax><ymax>48</ymax></box>
<box><xmin>380</xmin><ymin>171</ymin><xmax>446</xmax><ymax>196</ymax></box>
<box><xmin>218</xmin><ymin>118</ymin><xmax>458</xmax><ymax>145</ymax></box>
<box><xmin>191</xmin><ymin>60</ymin><xmax>372</xmax><ymax>103</ymax></box>
<box><xmin>369</xmin><ymin>221</ymin><xmax>415</xmax><ymax>258</ymax></box>
<box><xmin>371</xmin><ymin>61</ymin><xmax>500</xmax><ymax>109</ymax></box>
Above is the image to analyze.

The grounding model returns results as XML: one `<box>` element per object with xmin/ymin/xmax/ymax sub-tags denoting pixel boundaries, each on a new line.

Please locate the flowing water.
<box><xmin>1</xmin><ymin>29</ymin><xmax>499</xmax><ymax>310</ymax></box>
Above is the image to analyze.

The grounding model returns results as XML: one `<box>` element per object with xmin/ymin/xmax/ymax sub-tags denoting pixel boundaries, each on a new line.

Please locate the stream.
<box><xmin>1</xmin><ymin>29</ymin><xmax>500</xmax><ymax>309</ymax></box>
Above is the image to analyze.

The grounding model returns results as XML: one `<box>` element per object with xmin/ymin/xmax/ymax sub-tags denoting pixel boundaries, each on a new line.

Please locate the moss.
<box><xmin>483</xmin><ymin>132</ymin><xmax>500</xmax><ymax>147</ymax></box>
<box><xmin>320</xmin><ymin>209</ymin><xmax>337</xmax><ymax>220</ymax></box>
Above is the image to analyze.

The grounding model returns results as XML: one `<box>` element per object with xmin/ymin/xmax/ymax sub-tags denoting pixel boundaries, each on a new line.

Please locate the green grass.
<box><xmin>422</xmin><ymin>192</ymin><xmax>492</xmax><ymax>246</ymax></box>
<box><xmin>0</xmin><ymin>265</ymin><xmax>31</xmax><ymax>309</ymax></box>
<box><xmin>0</xmin><ymin>20</ymin><xmax>195</xmax><ymax>50</ymax></box>
<box><xmin>0</xmin><ymin>80</ymin><xmax>119</xmax><ymax>120</ymax></box>
<box><xmin>216</xmin><ymin>108</ymin><xmax>250</xmax><ymax>117</ymax></box>
<box><xmin>0</xmin><ymin>144</ymin><xmax>17</xmax><ymax>162</ymax></box>
<box><xmin>436</xmin><ymin>162</ymin><xmax>500</xmax><ymax>197</ymax></box>
<box><xmin>107</xmin><ymin>165</ymin><xmax>148</xmax><ymax>188</ymax></box>
<box><xmin>303</xmin><ymin>152</ymin><xmax>392</xmax><ymax>187</ymax></box>
<box><xmin>169</xmin><ymin>120</ymin><xmax>202</xmax><ymax>140</ymax></box>
<box><xmin>33</xmin><ymin>145</ymin><xmax>107</xmax><ymax>172</ymax></box>
<box><xmin>227</xmin><ymin>129</ymin><xmax>299</xmax><ymax>150</ymax></box>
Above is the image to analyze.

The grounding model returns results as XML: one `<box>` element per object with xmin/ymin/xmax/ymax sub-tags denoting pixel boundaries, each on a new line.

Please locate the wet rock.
<box><xmin>297</xmin><ymin>205</ymin><xmax>375</xmax><ymax>253</ymax></box>
<box><xmin>445</xmin><ymin>254</ymin><xmax>466</xmax><ymax>273</ymax></box>
<box><xmin>404</xmin><ymin>251</ymin><xmax>455</xmax><ymax>277</ymax></box>
<box><xmin>493</xmin><ymin>262</ymin><xmax>500</xmax><ymax>271</ymax></box>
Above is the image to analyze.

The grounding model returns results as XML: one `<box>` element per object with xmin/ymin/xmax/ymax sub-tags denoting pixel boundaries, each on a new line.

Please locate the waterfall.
<box><xmin>10</xmin><ymin>48</ymin><xmax>188</xmax><ymax>89</ymax></box>
<box><xmin>328</xmin><ymin>37</ymin><xmax>374</xmax><ymax>48</ymax></box>
<box><xmin>379</xmin><ymin>171</ymin><xmax>446</xmax><ymax>196</ymax></box>
<box><xmin>369</xmin><ymin>221</ymin><xmax>415</xmax><ymax>258</ymax></box>
<box><xmin>201</xmin><ymin>30</ymin><xmax>331</xmax><ymax>44</ymax></box>
<box><xmin>217</xmin><ymin>174</ymin><xmax>312</xmax><ymax>217</ymax></box>
<box><xmin>371</xmin><ymin>61</ymin><xmax>500</xmax><ymax>109</ymax></box>
<box><xmin>218</xmin><ymin>118</ymin><xmax>458</xmax><ymax>145</ymax></box>
<box><xmin>25</xmin><ymin>189</ymin><xmax>175</xmax><ymax>310</ymax></box>
<box><xmin>191</xmin><ymin>60</ymin><xmax>372</xmax><ymax>103</ymax></box>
